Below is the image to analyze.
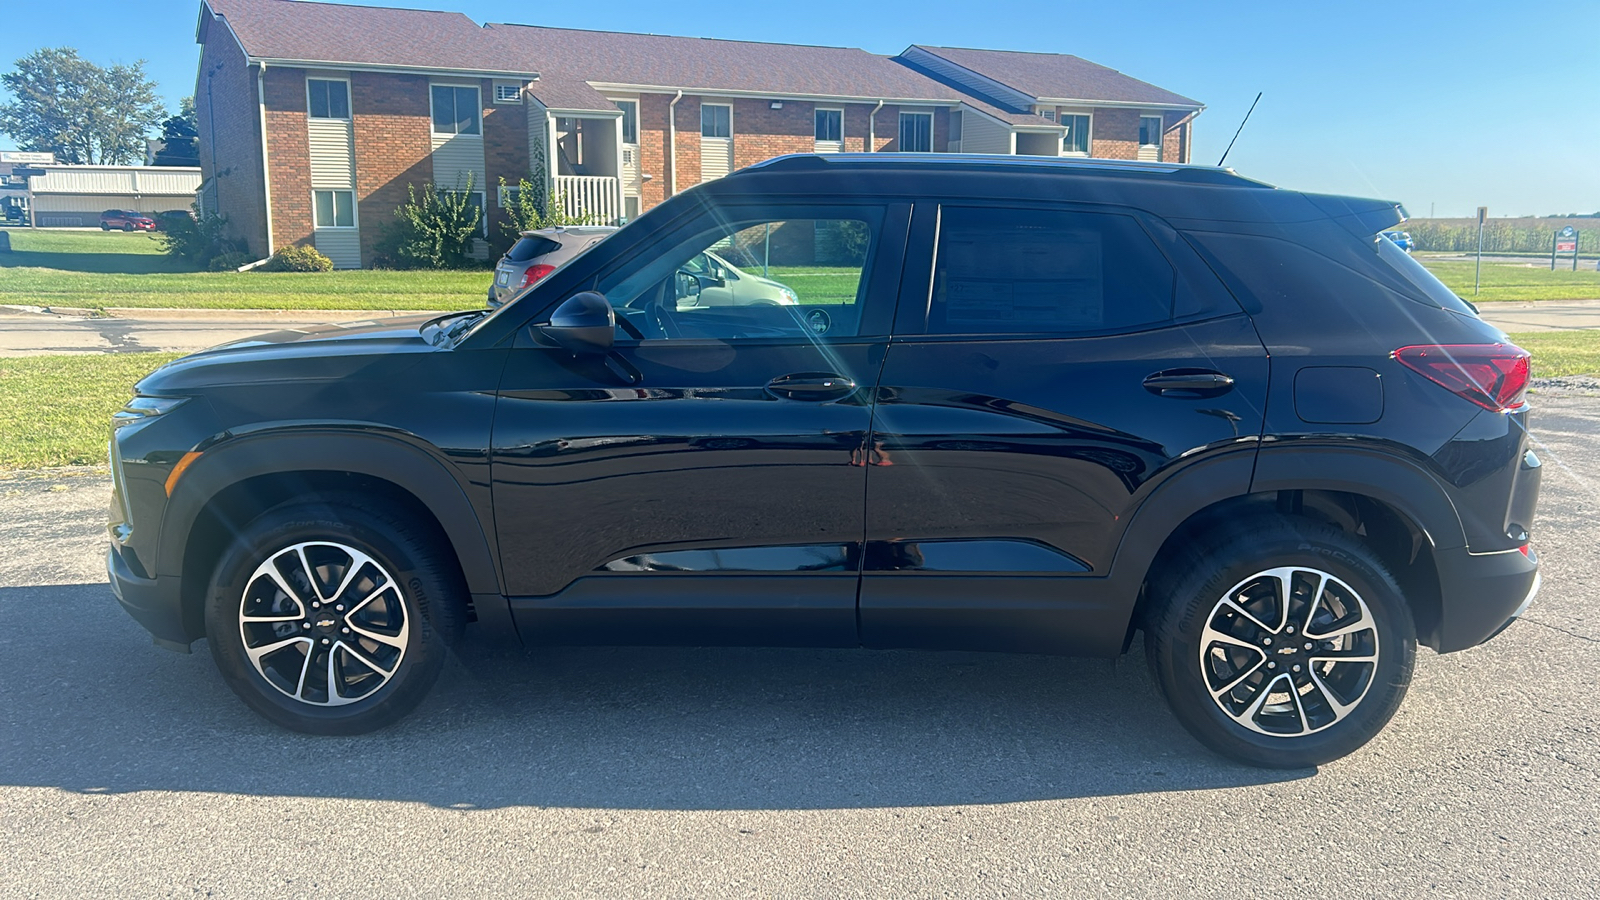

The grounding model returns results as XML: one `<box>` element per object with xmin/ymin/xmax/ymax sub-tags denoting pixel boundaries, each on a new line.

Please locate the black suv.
<box><xmin>108</xmin><ymin>155</ymin><xmax>1541</xmax><ymax>768</ymax></box>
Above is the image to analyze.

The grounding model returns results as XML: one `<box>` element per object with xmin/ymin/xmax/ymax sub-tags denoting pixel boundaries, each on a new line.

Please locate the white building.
<box><xmin>26</xmin><ymin>165</ymin><xmax>201</xmax><ymax>227</ymax></box>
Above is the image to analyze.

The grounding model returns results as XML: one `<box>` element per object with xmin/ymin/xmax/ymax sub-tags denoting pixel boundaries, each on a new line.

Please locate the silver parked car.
<box><xmin>490</xmin><ymin>226</ymin><xmax>618</xmax><ymax>307</ymax></box>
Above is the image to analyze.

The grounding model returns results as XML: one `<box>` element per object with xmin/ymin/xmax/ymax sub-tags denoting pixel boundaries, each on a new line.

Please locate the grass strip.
<box><xmin>0</xmin><ymin>353</ymin><xmax>182</xmax><ymax>469</ymax></box>
<box><xmin>1419</xmin><ymin>259</ymin><xmax>1600</xmax><ymax>302</ymax></box>
<box><xmin>1508</xmin><ymin>330</ymin><xmax>1600</xmax><ymax>379</ymax></box>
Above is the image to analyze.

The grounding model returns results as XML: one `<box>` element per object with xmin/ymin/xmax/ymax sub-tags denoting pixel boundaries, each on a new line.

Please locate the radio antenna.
<box><xmin>1216</xmin><ymin>92</ymin><xmax>1262</xmax><ymax>167</ymax></box>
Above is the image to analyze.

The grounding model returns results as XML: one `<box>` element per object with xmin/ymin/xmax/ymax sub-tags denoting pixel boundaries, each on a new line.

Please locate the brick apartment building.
<box><xmin>195</xmin><ymin>0</ymin><xmax>1203</xmax><ymax>268</ymax></box>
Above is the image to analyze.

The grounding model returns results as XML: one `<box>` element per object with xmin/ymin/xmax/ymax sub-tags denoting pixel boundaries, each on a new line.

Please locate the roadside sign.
<box><xmin>1552</xmin><ymin>225</ymin><xmax>1581</xmax><ymax>271</ymax></box>
<box><xmin>1477</xmin><ymin>206</ymin><xmax>1488</xmax><ymax>225</ymax></box>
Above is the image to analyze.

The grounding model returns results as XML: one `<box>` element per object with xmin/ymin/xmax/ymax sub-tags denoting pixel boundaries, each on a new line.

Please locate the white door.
<box><xmin>701</xmin><ymin>103</ymin><xmax>733</xmax><ymax>181</ymax></box>
<box><xmin>1138</xmin><ymin>115</ymin><xmax>1163</xmax><ymax>162</ymax></box>
<box><xmin>616</xmin><ymin>100</ymin><xmax>641</xmax><ymax>199</ymax></box>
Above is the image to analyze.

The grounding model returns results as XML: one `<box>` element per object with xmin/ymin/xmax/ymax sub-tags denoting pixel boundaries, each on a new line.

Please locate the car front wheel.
<box><xmin>205</xmin><ymin>496</ymin><xmax>465</xmax><ymax>734</ymax></box>
<box><xmin>1144</xmin><ymin>517</ymin><xmax>1416</xmax><ymax>768</ymax></box>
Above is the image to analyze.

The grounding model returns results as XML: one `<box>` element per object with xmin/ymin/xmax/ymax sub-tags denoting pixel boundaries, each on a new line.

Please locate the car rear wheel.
<box><xmin>205</xmin><ymin>496</ymin><xmax>465</xmax><ymax>734</ymax></box>
<box><xmin>1143</xmin><ymin>516</ymin><xmax>1416</xmax><ymax>768</ymax></box>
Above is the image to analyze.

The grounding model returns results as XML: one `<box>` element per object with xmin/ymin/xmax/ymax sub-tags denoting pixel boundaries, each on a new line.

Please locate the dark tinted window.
<box><xmin>928</xmin><ymin>207</ymin><xmax>1175</xmax><ymax>335</ymax></box>
<box><xmin>308</xmin><ymin>79</ymin><xmax>349</xmax><ymax>119</ymax></box>
<box><xmin>1372</xmin><ymin>233</ymin><xmax>1477</xmax><ymax>315</ymax></box>
<box><xmin>1185</xmin><ymin>230</ymin><xmax>1459</xmax><ymax>317</ymax></box>
<box><xmin>507</xmin><ymin>235</ymin><xmax>560</xmax><ymax>262</ymax></box>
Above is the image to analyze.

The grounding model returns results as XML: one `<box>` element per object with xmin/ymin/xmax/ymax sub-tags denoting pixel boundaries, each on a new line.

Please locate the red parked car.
<box><xmin>100</xmin><ymin>209</ymin><xmax>156</xmax><ymax>232</ymax></box>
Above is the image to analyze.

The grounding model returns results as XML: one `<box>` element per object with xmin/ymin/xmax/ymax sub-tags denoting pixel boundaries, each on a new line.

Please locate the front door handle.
<box><xmin>1143</xmin><ymin>369</ymin><xmax>1235</xmax><ymax>399</ymax></box>
<box><xmin>767</xmin><ymin>372</ymin><xmax>857</xmax><ymax>401</ymax></box>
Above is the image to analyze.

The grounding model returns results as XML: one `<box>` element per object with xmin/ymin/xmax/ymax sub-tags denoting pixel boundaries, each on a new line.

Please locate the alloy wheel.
<box><xmin>1198</xmin><ymin>566</ymin><xmax>1380</xmax><ymax>737</ymax></box>
<box><xmin>237</xmin><ymin>541</ymin><xmax>409</xmax><ymax>707</ymax></box>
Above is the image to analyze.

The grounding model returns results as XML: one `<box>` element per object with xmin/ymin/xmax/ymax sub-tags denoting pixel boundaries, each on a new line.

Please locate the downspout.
<box><xmin>256</xmin><ymin>61</ymin><xmax>274</xmax><ymax>254</ymax></box>
<box><xmin>667</xmin><ymin>90</ymin><xmax>684</xmax><ymax>197</ymax></box>
<box><xmin>867</xmin><ymin>100</ymin><xmax>884</xmax><ymax>152</ymax></box>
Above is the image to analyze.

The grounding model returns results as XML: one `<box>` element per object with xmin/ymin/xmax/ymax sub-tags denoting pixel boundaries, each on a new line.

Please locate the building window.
<box><xmin>313</xmin><ymin>190</ymin><xmax>355</xmax><ymax>228</ymax></box>
<box><xmin>616</xmin><ymin>100</ymin><xmax>638</xmax><ymax>144</ymax></box>
<box><xmin>1139</xmin><ymin>115</ymin><xmax>1163</xmax><ymax>147</ymax></box>
<box><xmin>898</xmin><ymin>111</ymin><xmax>932</xmax><ymax>152</ymax></box>
<box><xmin>1041</xmin><ymin>110</ymin><xmax>1056</xmax><ymax>122</ymax></box>
<box><xmin>701</xmin><ymin>103</ymin><xmax>731</xmax><ymax>139</ymax></box>
<box><xmin>814</xmin><ymin>109</ymin><xmax>842</xmax><ymax>143</ymax></box>
<box><xmin>493</xmin><ymin>82</ymin><xmax>522</xmax><ymax>104</ymax></box>
<box><xmin>1062</xmin><ymin>114</ymin><xmax>1091</xmax><ymax>155</ymax></box>
<box><xmin>498</xmin><ymin>185</ymin><xmax>520</xmax><ymax>208</ymax></box>
<box><xmin>307</xmin><ymin>79</ymin><xmax>349</xmax><ymax>119</ymax></box>
<box><xmin>431</xmin><ymin>85</ymin><xmax>481</xmax><ymax>136</ymax></box>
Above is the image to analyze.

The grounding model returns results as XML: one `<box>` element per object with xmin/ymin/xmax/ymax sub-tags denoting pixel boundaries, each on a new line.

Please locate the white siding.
<box><xmin>959</xmin><ymin>111</ymin><xmax>1012</xmax><ymax>155</ymax></box>
<box><xmin>432</xmin><ymin>133</ymin><xmax>487</xmax><ymax>194</ymax></box>
<box><xmin>313</xmin><ymin>229</ymin><xmax>362</xmax><ymax>269</ymax></box>
<box><xmin>308</xmin><ymin>118</ymin><xmax>354</xmax><ymax>189</ymax></box>
<box><xmin>701</xmin><ymin>137</ymin><xmax>732</xmax><ymax>181</ymax></box>
<box><xmin>28</xmin><ymin>166</ymin><xmax>200</xmax><ymax>196</ymax></box>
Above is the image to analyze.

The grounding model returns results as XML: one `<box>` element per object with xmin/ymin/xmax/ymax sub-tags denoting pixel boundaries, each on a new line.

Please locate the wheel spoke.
<box><xmin>337</xmin><ymin>640</ymin><xmax>396</xmax><ymax>676</ymax></box>
<box><xmin>1301</xmin><ymin>570</ymin><xmax>1332</xmax><ymax>633</ymax></box>
<box><xmin>1306</xmin><ymin>615</ymin><xmax>1375</xmax><ymax>641</ymax></box>
<box><xmin>1309</xmin><ymin>646</ymin><xmax>1377</xmax><ymax>663</ymax></box>
<box><xmin>326</xmin><ymin>646</ymin><xmax>343</xmax><ymax>704</ymax></box>
<box><xmin>1307</xmin><ymin>668</ymin><xmax>1360</xmax><ymax>719</ymax></box>
<box><xmin>244</xmin><ymin>634</ymin><xmax>308</xmax><ymax>665</ymax></box>
<box><xmin>325</xmin><ymin>546</ymin><xmax>371</xmax><ymax>607</ymax></box>
<box><xmin>1217</xmin><ymin>596</ymin><xmax>1277</xmax><ymax>637</ymax></box>
<box><xmin>1208</xmin><ymin>655</ymin><xmax>1268</xmax><ymax>700</ymax></box>
<box><xmin>294</xmin><ymin>546</ymin><xmax>325</xmax><ymax>602</ymax></box>
<box><xmin>348</xmin><ymin>619</ymin><xmax>406</xmax><ymax>651</ymax></box>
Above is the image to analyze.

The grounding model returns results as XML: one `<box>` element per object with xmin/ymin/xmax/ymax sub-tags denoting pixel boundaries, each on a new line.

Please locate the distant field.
<box><xmin>1406</xmin><ymin>217</ymin><xmax>1600</xmax><ymax>255</ymax></box>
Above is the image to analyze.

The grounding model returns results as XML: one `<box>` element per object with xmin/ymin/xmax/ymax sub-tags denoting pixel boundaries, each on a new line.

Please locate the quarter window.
<box><xmin>898</xmin><ymin>111</ymin><xmax>932</xmax><ymax>152</ymax></box>
<box><xmin>313</xmin><ymin>190</ymin><xmax>355</xmax><ymax>228</ymax></box>
<box><xmin>431</xmin><ymin>85</ymin><xmax>481</xmax><ymax>136</ymax></box>
<box><xmin>700</xmin><ymin>103</ymin><xmax>731</xmax><ymax>138</ymax></box>
<box><xmin>307</xmin><ymin>79</ymin><xmax>349</xmax><ymax>119</ymax></box>
<box><xmin>929</xmin><ymin>206</ymin><xmax>1174</xmax><ymax>335</ymax></box>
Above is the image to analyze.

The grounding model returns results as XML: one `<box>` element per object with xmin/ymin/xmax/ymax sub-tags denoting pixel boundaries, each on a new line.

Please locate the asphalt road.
<box><xmin>2</xmin><ymin>393</ymin><xmax>1598</xmax><ymax>897</ymax></box>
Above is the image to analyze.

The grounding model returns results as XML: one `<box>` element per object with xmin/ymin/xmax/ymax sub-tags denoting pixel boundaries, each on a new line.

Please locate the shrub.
<box><xmin>384</xmin><ymin>172</ymin><xmax>487</xmax><ymax>269</ymax></box>
<box><xmin>206</xmin><ymin>251</ymin><xmax>253</xmax><ymax>271</ymax></box>
<box><xmin>489</xmin><ymin>177</ymin><xmax>594</xmax><ymax>258</ymax></box>
<box><xmin>160</xmin><ymin>203</ymin><xmax>240</xmax><ymax>268</ymax></box>
<box><xmin>264</xmin><ymin>244</ymin><xmax>333</xmax><ymax>272</ymax></box>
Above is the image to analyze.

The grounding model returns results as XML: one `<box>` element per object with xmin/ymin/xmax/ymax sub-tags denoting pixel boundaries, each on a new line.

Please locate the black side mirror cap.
<box><xmin>538</xmin><ymin>291</ymin><xmax>614</xmax><ymax>356</ymax></box>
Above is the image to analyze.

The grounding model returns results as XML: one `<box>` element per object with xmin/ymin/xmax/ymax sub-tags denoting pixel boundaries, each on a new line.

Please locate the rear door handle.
<box><xmin>1143</xmin><ymin>369</ymin><xmax>1235</xmax><ymax>398</ymax></box>
<box><xmin>767</xmin><ymin>372</ymin><xmax>858</xmax><ymax>401</ymax></box>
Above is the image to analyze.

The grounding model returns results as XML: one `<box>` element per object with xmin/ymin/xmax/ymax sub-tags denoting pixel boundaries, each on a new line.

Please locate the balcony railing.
<box><xmin>554</xmin><ymin>175</ymin><xmax>622</xmax><ymax>225</ymax></box>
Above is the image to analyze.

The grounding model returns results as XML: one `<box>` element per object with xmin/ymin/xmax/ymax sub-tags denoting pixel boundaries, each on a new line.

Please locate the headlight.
<box><xmin>113</xmin><ymin>395</ymin><xmax>187</xmax><ymax>428</ymax></box>
<box><xmin>779</xmin><ymin>287</ymin><xmax>798</xmax><ymax>304</ymax></box>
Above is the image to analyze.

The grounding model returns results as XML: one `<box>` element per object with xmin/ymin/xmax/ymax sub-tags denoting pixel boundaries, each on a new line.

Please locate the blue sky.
<box><xmin>4</xmin><ymin>0</ymin><xmax>1597</xmax><ymax>218</ymax></box>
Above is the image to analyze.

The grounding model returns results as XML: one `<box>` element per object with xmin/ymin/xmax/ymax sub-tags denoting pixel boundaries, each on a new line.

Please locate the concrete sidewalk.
<box><xmin>1475</xmin><ymin>298</ymin><xmax>1600</xmax><ymax>332</ymax></box>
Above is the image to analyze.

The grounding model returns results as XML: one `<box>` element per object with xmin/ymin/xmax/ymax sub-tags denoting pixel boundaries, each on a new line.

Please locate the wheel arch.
<box><xmin>157</xmin><ymin>431</ymin><xmax>501</xmax><ymax>642</ymax></box>
<box><xmin>1116</xmin><ymin>445</ymin><xmax>1461</xmax><ymax>651</ymax></box>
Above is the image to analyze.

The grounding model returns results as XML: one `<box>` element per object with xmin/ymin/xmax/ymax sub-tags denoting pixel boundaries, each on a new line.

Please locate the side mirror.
<box><xmin>538</xmin><ymin>291</ymin><xmax>614</xmax><ymax>356</ymax></box>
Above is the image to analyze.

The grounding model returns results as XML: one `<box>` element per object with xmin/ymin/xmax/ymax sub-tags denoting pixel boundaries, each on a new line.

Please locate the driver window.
<box><xmin>597</xmin><ymin>209</ymin><xmax>880</xmax><ymax>342</ymax></box>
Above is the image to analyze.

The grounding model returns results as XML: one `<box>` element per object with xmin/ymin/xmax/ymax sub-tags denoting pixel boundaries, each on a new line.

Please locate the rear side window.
<box><xmin>1372</xmin><ymin>234</ymin><xmax>1478</xmax><ymax>315</ymax></box>
<box><xmin>507</xmin><ymin>235</ymin><xmax>559</xmax><ymax>262</ymax></box>
<box><xmin>1185</xmin><ymin>231</ymin><xmax>1448</xmax><ymax>317</ymax></box>
<box><xmin>929</xmin><ymin>206</ymin><xmax>1174</xmax><ymax>336</ymax></box>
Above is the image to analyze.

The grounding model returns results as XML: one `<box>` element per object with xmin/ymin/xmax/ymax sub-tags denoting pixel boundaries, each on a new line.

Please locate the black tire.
<box><xmin>1143</xmin><ymin>516</ymin><xmax>1416</xmax><ymax>768</ymax></box>
<box><xmin>205</xmin><ymin>495</ymin><xmax>466</xmax><ymax>734</ymax></box>
<box><xmin>121</xmin><ymin>222</ymin><xmax>134</xmax><ymax>232</ymax></box>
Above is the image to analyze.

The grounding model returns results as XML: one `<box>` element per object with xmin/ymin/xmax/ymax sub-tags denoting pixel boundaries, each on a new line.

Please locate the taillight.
<box><xmin>1394</xmin><ymin>343</ymin><xmax>1531</xmax><ymax>413</ymax></box>
<box><xmin>519</xmin><ymin>264</ymin><xmax>556</xmax><ymax>288</ymax></box>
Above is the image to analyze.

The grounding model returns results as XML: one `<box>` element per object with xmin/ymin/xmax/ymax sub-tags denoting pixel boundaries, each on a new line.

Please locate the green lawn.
<box><xmin>1418</xmin><ymin>258</ymin><xmax>1600</xmax><ymax>302</ymax></box>
<box><xmin>1</xmin><ymin>227</ymin><xmax>489</xmax><ymax>311</ymax></box>
<box><xmin>767</xmin><ymin>266</ymin><xmax>864</xmax><ymax>306</ymax></box>
<box><xmin>0</xmin><ymin>353</ymin><xmax>182</xmax><ymax>469</ymax></box>
<box><xmin>1508</xmin><ymin>330</ymin><xmax>1600</xmax><ymax>379</ymax></box>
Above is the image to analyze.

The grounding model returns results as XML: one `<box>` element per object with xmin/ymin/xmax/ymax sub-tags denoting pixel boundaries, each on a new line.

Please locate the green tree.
<box><xmin>385</xmin><ymin>172</ymin><xmax>487</xmax><ymax>269</ymax></box>
<box><xmin>0</xmin><ymin>47</ymin><xmax>164</xmax><ymax>165</ymax></box>
<box><xmin>152</xmin><ymin>97</ymin><xmax>199</xmax><ymax>167</ymax></box>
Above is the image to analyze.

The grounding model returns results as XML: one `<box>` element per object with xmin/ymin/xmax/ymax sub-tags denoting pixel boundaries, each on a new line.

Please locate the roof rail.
<box><xmin>744</xmin><ymin>152</ymin><xmax>1274</xmax><ymax>187</ymax></box>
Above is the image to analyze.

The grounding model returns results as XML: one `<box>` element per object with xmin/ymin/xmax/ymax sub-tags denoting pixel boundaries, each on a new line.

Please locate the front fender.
<box><xmin>156</xmin><ymin>429</ymin><xmax>502</xmax><ymax>596</ymax></box>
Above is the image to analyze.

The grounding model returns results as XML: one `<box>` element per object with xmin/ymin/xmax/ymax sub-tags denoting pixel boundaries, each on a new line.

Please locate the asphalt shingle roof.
<box><xmin>908</xmin><ymin>45</ymin><xmax>1201</xmax><ymax>108</ymax></box>
<box><xmin>487</xmin><ymin>24</ymin><xmax>965</xmax><ymax>111</ymax></box>
<box><xmin>201</xmin><ymin>0</ymin><xmax>536</xmax><ymax>75</ymax></box>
